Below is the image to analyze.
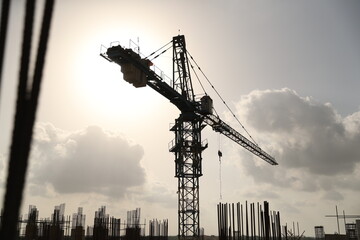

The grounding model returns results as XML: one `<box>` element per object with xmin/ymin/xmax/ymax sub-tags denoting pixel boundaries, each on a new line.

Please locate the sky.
<box><xmin>1</xmin><ymin>0</ymin><xmax>360</xmax><ymax>237</ymax></box>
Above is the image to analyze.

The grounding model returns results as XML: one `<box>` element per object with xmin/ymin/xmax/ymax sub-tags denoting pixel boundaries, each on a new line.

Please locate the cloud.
<box><xmin>138</xmin><ymin>181</ymin><xmax>176</xmax><ymax>208</ymax></box>
<box><xmin>28</xmin><ymin>123</ymin><xmax>145</xmax><ymax>198</ymax></box>
<box><xmin>230</xmin><ymin>88</ymin><xmax>360</xmax><ymax>195</ymax></box>
<box><xmin>243</xmin><ymin>187</ymin><xmax>280</xmax><ymax>200</ymax></box>
<box><xmin>322</xmin><ymin>191</ymin><xmax>344</xmax><ymax>201</ymax></box>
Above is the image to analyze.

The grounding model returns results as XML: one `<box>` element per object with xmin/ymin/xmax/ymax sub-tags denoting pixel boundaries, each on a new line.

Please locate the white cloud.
<box><xmin>28</xmin><ymin>123</ymin><xmax>145</xmax><ymax>198</ymax></box>
<box><xmin>230</xmin><ymin>88</ymin><xmax>360</xmax><ymax>197</ymax></box>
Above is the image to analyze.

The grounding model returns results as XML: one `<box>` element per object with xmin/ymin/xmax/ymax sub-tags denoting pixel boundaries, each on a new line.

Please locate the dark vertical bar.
<box><xmin>218</xmin><ymin>204</ymin><xmax>221</xmax><ymax>238</ymax></box>
<box><xmin>0</xmin><ymin>0</ymin><xmax>35</xmax><ymax>238</ymax></box>
<box><xmin>241</xmin><ymin>204</ymin><xmax>244</xmax><ymax>240</ymax></box>
<box><xmin>277</xmin><ymin>212</ymin><xmax>281</xmax><ymax>240</ymax></box>
<box><xmin>272</xmin><ymin>212</ymin><xmax>275</xmax><ymax>240</ymax></box>
<box><xmin>233</xmin><ymin>203</ymin><xmax>236</xmax><ymax>240</ymax></box>
<box><xmin>252</xmin><ymin>204</ymin><xmax>256</xmax><ymax>240</ymax></box>
<box><xmin>336</xmin><ymin>206</ymin><xmax>340</xmax><ymax>234</ymax></box>
<box><xmin>264</xmin><ymin>201</ymin><xmax>270</xmax><ymax>240</ymax></box>
<box><xmin>0</xmin><ymin>0</ymin><xmax>11</xmax><ymax>93</ymax></box>
<box><xmin>225</xmin><ymin>203</ymin><xmax>228</xmax><ymax>239</ymax></box>
<box><xmin>0</xmin><ymin>0</ymin><xmax>55</xmax><ymax>239</ymax></box>
<box><xmin>257</xmin><ymin>203</ymin><xmax>260</xmax><ymax>240</ymax></box>
<box><xmin>223</xmin><ymin>204</ymin><xmax>226</xmax><ymax>239</ymax></box>
<box><xmin>260</xmin><ymin>207</ymin><xmax>264</xmax><ymax>240</ymax></box>
<box><xmin>229</xmin><ymin>204</ymin><xmax>232</xmax><ymax>240</ymax></box>
<box><xmin>237</xmin><ymin>203</ymin><xmax>241</xmax><ymax>240</ymax></box>
<box><xmin>297</xmin><ymin>222</ymin><xmax>299</xmax><ymax>238</ymax></box>
<box><xmin>223</xmin><ymin>203</ymin><xmax>226</xmax><ymax>240</ymax></box>
<box><xmin>219</xmin><ymin>203</ymin><xmax>224</xmax><ymax>238</ymax></box>
<box><xmin>29</xmin><ymin>0</ymin><xmax>55</xmax><ymax>136</ymax></box>
<box><xmin>246</xmin><ymin>201</ymin><xmax>249</xmax><ymax>240</ymax></box>
<box><xmin>222</xmin><ymin>203</ymin><xmax>225</xmax><ymax>239</ymax></box>
<box><xmin>250</xmin><ymin>203</ymin><xmax>254</xmax><ymax>240</ymax></box>
<box><xmin>270</xmin><ymin>212</ymin><xmax>274</xmax><ymax>240</ymax></box>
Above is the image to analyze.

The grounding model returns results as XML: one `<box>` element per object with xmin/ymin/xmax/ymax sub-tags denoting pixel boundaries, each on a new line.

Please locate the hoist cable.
<box><xmin>145</xmin><ymin>40</ymin><xmax>173</xmax><ymax>60</ymax></box>
<box><xmin>186</xmin><ymin>50</ymin><xmax>259</xmax><ymax>146</ymax></box>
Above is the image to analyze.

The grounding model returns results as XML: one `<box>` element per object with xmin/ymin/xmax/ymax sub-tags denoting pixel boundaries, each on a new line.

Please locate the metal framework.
<box><xmin>101</xmin><ymin>34</ymin><xmax>277</xmax><ymax>240</ymax></box>
<box><xmin>169</xmin><ymin>115</ymin><xmax>207</xmax><ymax>238</ymax></box>
<box><xmin>172</xmin><ymin>35</ymin><xmax>195</xmax><ymax>101</ymax></box>
<box><xmin>170</xmin><ymin>35</ymin><xmax>205</xmax><ymax>238</ymax></box>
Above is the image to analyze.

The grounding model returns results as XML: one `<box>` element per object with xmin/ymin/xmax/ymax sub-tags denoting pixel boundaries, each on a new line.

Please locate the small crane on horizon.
<box><xmin>101</xmin><ymin>35</ymin><xmax>278</xmax><ymax>240</ymax></box>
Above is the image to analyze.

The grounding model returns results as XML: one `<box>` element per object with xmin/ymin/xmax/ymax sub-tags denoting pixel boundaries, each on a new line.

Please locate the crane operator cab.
<box><xmin>200</xmin><ymin>95</ymin><xmax>213</xmax><ymax>115</ymax></box>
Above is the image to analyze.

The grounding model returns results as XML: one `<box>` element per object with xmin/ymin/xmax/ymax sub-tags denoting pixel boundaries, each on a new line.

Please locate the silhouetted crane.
<box><xmin>101</xmin><ymin>35</ymin><xmax>277</xmax><ymax>239</ymax></box>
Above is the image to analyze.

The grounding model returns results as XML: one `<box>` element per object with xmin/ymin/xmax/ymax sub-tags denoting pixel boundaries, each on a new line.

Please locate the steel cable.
<box><xmin>186</xmin><ymin>50</ymin><xmax>259</xmax><ymax>146</ymax></box>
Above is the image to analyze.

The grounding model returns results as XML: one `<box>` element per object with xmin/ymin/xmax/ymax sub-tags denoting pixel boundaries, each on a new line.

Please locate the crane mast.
<box><xmin>101</xmin><ymin>35</ymin><xmax>277</xmax><ymax>240</ymax></box>
<box><xmin>171</xmin><ymin>35</ymin><xmax>205</xmax><ymax>238</ymax></box>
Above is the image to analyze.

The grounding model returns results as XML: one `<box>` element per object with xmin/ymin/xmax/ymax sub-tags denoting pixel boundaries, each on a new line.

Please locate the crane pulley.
<box><xmin>101</xmin><ymin>35</ymin><xmax>277</xmax><ymax>239</ymax></box>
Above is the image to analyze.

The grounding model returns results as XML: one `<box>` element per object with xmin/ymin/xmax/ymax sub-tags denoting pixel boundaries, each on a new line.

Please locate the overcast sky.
<box><xmin>1</xmin><ymin>0</ymin><xmax>360</xmax><ymax>236</ymax></box>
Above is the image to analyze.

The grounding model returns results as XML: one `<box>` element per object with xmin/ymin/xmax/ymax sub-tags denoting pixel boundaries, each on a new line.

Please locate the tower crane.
<box><xmin>101</xmin><ymin>35</ymin><xmax>278</xmax><ymax>239</ymax></box>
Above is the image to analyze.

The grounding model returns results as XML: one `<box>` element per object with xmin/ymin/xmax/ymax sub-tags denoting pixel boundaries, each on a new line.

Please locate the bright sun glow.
<box><xmin>76</xmin><ymin>47</ymin><xmax>164</xmax><ymax>119</ymax></box>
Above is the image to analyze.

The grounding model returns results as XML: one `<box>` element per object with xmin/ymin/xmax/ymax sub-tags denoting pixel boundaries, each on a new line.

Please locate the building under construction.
<box><xmin>314</xmin><ymin>208</ymin><xmax>360</xmax><ymax>240</ymax></box>
<box><xmin>217</xmin><ymin>201</ymin><xmax>304</xmax><ymax>240</ymax></box>
<box><xmin>314</xmin><ymin>222</ymin><xmax>360</xmax><ymax>240</ymax></box>
<box><xmin>1</xmin><ymin>204</ymin><xmax>168</xmax><ymax>240</ymax></box>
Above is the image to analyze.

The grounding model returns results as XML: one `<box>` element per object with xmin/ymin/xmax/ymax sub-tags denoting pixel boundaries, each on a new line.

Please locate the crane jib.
<box><xmin>103</xmin><ymin>45</ymin><xmax>196</xmax><ymax>113</ymax></box>
<box><xmin>204</xmin><ymin>114</ymin><xmax>278</xmax><ymax>166</ymax></box>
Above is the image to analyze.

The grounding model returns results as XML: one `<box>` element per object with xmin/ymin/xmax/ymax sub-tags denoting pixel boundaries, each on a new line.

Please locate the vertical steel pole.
<box><xmin>237</xmin><ymin>203</ymin><xmax>241</xmax><ymax>240</ymax></box>
<box><xmin>246</xmin><ymin>201</ymin><xmax>249</xmax><ymax>240</ymax></box>
<box><xmin>233</xmin><ymin>203</ymin><xmax>236</xmax><ymax>240</ymax></box>
<box><xmin>264</xmin><ymin>201</ymin><xmax>270</xmax><ymax>240</ymax></box>
<box><xmin>241</xmin><ymin>204</ymin><xmax>244</xmax><ymax>240</ymax></box>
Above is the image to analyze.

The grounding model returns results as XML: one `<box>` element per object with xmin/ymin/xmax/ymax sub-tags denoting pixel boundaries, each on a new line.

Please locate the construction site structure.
<box><xmin>149</xmin><ymin>219</ymin><xmax>169</xmax><ymax>240</ymax></box>
<box><xmin>101</xmin><ymin>34</ymin><xmax>278</xmax><ymax>240</ymax></box>
<box><xmin>315</xmin><ymin>226</ymin><xmax>325</xmax><ymax>240</ymax></box>
<box><xmin>345</xmin><ymin>223</ymin><xmax>358</xmax><ymax>240</ymax></box>
<box><xmin>71</xmin><ymin>207</ymin><xmax>85</xmax><ymax>240</ymax></box>
<box><xmin>325</xmin><ymin>206</ymin><xmax>360</xmax><ymax>237</ymax></box>
<box><xmin>3</xmin><ymin>204</ymin><xmax>168</xmax><ymax>240</ymax></box>
<box><xmin>218</xmin><ymin>201</ymin><xmax>303</xmax><ymax>240</ymax></box>
<box><xmin>315</xmin><ymin>209</ymin><xmax>360</xmax><ymax>240</ymax></box>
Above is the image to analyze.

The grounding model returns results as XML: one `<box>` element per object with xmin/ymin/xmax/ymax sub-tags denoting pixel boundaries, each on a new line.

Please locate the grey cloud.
<box><xmin>322</xmin><ymin>191</ymin><xmax>344</xmax><ymax>201</ymax></box>
<box><xmin>139</xmin><ymin>182</ymin><xmax>176</xmax><ymax>209</ymax></box>
<box><xmin>29</xmin><ymin>123</ymin><xmax>145</xmax><ymax>198</ymax></box>
<box><xmin>243</xmin><ymin>188</ymin><xmax>280</xmax><ymax>200</ymax></box>
<box><xmin>232</xmin><ymin>88</ymin><xmax>360</xmax><ymax>193</ymax></box>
